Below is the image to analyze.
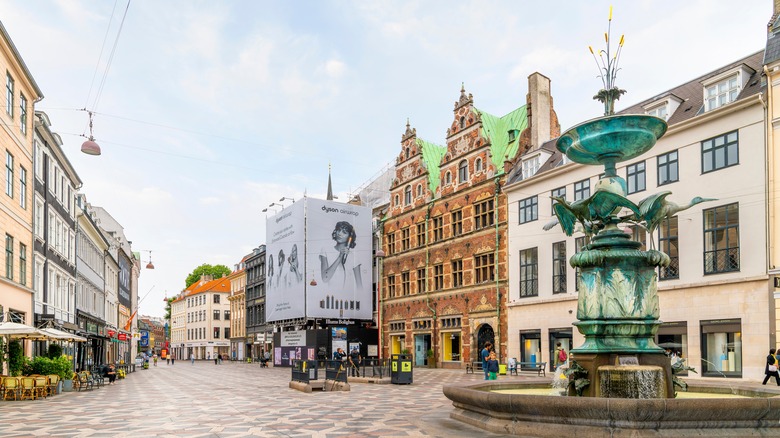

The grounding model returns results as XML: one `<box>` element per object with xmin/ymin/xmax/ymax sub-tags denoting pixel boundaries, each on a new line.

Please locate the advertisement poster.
<box><xmin>306</xmin><ymin>199</ymin><xmax>372</xmax><ymax>320</ymax></box>
<box><xmin>331</xmin><ymin>326</ymin><xmax>347</xmax><ymax>355</ymax></box>
<box><xmin>265</xmin><ymin>201</ymin><xmax>306</xmax><ymax>321</ymax></box>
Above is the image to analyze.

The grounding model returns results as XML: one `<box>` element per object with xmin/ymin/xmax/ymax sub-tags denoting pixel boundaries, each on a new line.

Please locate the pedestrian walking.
<box><xmin>166</xmin><ymin>356</ymin><xmax>170</xmax><ymax>365</ymax></box>
<box><xmin>171</xmin><ymin>356</ymin><xmax>175</xmax><ymax>365</ymax></box>
<box><xmin>153</xmin><ymin>354</ymin><xmax>158</xmax><ymax>367</ymax></box>
<box><xmin>762</xmin><ymin>348</ymin><xmax>780</xmax><ymax>386</ymax></box>
<box><xmin>214</xmin><ymin>353</ymin><xmax>219</xmax><ymax>365</ymax></box>
<box><xmin>191</xmin><ymin>354</ymin><xmax>195</xmax><ymax>365</ymax></box>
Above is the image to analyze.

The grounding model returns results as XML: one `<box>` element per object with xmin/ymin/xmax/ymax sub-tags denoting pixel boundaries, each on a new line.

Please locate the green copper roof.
<box><xmin>413</xmin><ymin>104</ymin><xmax>528</xmax><ymax>196</ymax></box>
<box><xmin>477</xmin><ymin>105</ymin><xmax>528</xmax><ymax>173</ymax></box>
<box><xmin>417</xmin><ymin>138</ymin><xmax>447</xmax><ymax>194</ymax></box>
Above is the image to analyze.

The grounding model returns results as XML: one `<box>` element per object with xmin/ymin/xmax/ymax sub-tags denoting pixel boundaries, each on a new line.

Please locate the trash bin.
<box><xmin>390</xmin><ymin>354</ymin><xmax>413</xmax><ymax>384</ymax></box>
<box><xmin>499</xmin><ymin>364</ymin><xmax>507</xmax><ymax>375</ymax></box>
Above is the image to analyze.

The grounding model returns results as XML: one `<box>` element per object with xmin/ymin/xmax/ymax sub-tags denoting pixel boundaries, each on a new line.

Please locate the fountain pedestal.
<box><xmin>570</xmin><ymin>353</ymin><xmax>673</xmax><ymax>398</ymax></box>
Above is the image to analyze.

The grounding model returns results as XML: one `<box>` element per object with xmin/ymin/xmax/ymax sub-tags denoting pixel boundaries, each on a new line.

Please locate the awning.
<box><xmin>0</xmin><ymin>321</ymin><xmax>52</xmax><ymax>340</ymax></box>
<box><xmin>40</xmin><ymin>328</ymin><xmax>88</xmax><ymax>342</ymax></box>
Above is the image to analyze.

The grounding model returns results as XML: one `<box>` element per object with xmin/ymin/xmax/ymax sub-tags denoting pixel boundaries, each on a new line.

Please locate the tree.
<box><xmin>184</xmin><ymin>263</ymin><xmax>231</xmax><ymax>288</ymax></box>
<box><xmin>164</xmin><ymin>297</ymin><xmax>174</xmax><ymax>321</ymax></box>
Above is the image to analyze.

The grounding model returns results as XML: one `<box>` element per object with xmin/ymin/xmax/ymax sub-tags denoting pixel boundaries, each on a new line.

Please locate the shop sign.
<box><xmin>87</xmin><ymin>322</ymin><xmax>97</xmax><ymax>333</ymax></box>
<box><xmin>325</xmin><ymin>319</ymin><xmax>355</xmax><ymax>325</ymax></box>
<box><xmin>118</xmin><ymin>333</ymin><xmax>128</xmax><ymax>341</ymax></box>
<box><xmin>108</xmin><ymin>329</ymin><xmax>116</xmax><ymax>338</ymax></box>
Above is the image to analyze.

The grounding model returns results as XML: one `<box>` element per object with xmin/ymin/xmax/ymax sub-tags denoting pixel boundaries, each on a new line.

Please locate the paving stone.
<box><xmin>0</xmin><ymin>362</ymin><xmax>520</xmax><ymax>437</ymax></box>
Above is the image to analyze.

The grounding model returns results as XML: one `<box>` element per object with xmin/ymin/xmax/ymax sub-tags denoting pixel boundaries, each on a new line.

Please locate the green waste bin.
<box><xmin>390</xmin><ymin>354</ymin><xmax>413</xmax><ymax>384</ymax></box>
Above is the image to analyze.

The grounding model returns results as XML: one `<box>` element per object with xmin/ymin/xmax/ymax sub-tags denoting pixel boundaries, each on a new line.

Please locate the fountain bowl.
<box><xmin>443</xmin><ymin>380</ymin><xmax>780</xmax><ymax>437</ymax></box>
<box><xmin>556</xmin><ymin>115</ymin><xmax>667</xmax><ymax>166</ymax></box>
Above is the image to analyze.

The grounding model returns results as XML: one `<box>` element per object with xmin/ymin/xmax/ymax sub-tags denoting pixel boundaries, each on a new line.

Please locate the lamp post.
<box><xmin>279</xmin><ymin>197</ymin><xmax>295</xmax><ymax>205</ymax></box>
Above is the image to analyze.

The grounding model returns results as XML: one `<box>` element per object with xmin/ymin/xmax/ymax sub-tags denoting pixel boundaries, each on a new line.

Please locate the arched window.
<box><xmin>475</xmin><ymin>157</ymin><xmax>483</xmax><ymax>172</ymax></box>
<box><xmin>416</xmin><ymin>184</ymin><xmax>423</xmax><ymax>197</ymax></box>
<box><xmin>458</xmin><ymin>160</ymin><xmax>468</xmax><ymax>183</ymax></box>
<box><xmin>394</xmin><ymin>195</ymin><xmax>399</xmax><ymax>206</ymax></box>
<box><xmin>404</xmin><ymin>185</ymin><xmax>412</xmax><ymax>205</ymax></box>
<box><xmin>445</xmin><ymin>171</ymin><xmax>452</xmax><ymax>185</ymax></box>
<box><xmin>405</xmin><ymin>147</ymin><xmax>410</xmax><ymax>159</ymax></box>
<box><xmin>459</xmin><ymin>116</ymin><xmax>466</xmax><ymax>129</ymax></box>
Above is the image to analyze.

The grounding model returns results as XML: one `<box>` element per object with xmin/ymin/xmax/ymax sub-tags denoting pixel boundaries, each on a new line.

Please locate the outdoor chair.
<box><xmin>19</xmin><ymin>377</ymin><xmax>36</xmax><ymax>400</ymax></box>
<box><xmin>46</xmin><ymin>375</ymin><xmax>59</xmax><ymax>396</ymax></box>
<box><xmin>33</xmin><ymin>376</ymin><xmax>48</xmax><ymax>399</ymax></box>
<box><xmin>77</xmin><ymin>372</ymin><xmax>93</xmax><ymax>391</ymax></box>
<box><xmin>2</xmin><ymin>377</ymin><xmax>19</xmax><ymax>401</ymax></box>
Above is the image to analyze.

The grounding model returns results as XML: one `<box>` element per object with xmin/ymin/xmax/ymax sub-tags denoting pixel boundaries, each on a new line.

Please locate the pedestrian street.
<box><xmin>0</xmin><ymin>362</ymin><xmax>517</xmax><ymax>437</ymax></box>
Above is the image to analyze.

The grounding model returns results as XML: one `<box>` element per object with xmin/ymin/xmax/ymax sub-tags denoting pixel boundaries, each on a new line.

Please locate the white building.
<box><xmin>182</xmin><ymin>275</ymin><xmax>231</xmax><ymax>360</ymax></box>
<box><xmin>505</xmin><ymin>50</ymin><xmax>770</xmax><ymax>381</ymax></box>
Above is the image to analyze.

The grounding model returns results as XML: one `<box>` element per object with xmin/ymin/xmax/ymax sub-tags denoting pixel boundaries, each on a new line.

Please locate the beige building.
<box><xmin>0</xmin><ymin>22</ymin><xmax>43</xmax><ymax>334</ymax></box>
<box><xmin>505</xmin><ymin>50</ymin><xmax>771</xmax><ymax>381</ymax></box>
<box><xmin>170</xmin><ymin>290</ymin><xmax>186</xmax><ymax>360</ymax></box>
<box><xmin>227</xmin><ymin>256</ymin><xmax>248</xmax><ymax>360</ymax></box>
<box><xmin>763</xmin><ymin>2</ymin><xmax>780</xmax><ymax>355</ymax></box>
<box><xmin>183</xmin><ymin>275</ymin><xmax>231</xmax><ymax>360</ymax></box>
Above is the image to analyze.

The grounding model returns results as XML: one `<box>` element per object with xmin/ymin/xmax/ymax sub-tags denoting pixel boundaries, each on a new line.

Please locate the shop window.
<box><xmin>701</xmin><ymin>319</ymin><xmax>742</xmax><ymax>377</ymax></box>
<box><xmin>519</xmin><ymin>331</ymin><xmax>541</xmax><ymax>366</ymax></box>
<box><xmin>657</xmin><ymin>321</ymin><xmax>688</xmax><ymax>375</ymax></box>
<box><xmin>443</xmin><ymin>332</ymin><xmax>461</xmax><ymax>361</ymax></box>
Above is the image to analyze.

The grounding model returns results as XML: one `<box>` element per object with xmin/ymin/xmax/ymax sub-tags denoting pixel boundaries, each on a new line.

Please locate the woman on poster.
<box><xmin>320</xmin><ymin>221</ymin><xmax>363</xmax><ymax>288</ymax></box>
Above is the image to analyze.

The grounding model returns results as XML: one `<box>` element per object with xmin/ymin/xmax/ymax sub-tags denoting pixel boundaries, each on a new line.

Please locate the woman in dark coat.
<box><xmin>762</xmin><ymin>348</ymin><xmax>780</xmax><ymax>386</ymax></box>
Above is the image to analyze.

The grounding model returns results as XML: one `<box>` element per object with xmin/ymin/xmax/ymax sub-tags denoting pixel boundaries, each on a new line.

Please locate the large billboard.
<box><xmin>265</xmin><ymin>201</ymin><xmax>306</xmax><ymax>321</ymax></box>
<box><xmin>265</xmin><ymin>198</ymin><xmax>372</xmax><ymax>322</ymax></box>
<box><xmin>305</xmin><ymin>198</ymin><xmax>371</xmax><ymax>320</ymax></box>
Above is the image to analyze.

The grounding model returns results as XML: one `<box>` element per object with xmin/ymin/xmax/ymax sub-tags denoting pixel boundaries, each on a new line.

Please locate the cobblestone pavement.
<box><xmin>0</xmin><ymin>361</ymin><xmax>523</xmax><ymax>437</ymax></box>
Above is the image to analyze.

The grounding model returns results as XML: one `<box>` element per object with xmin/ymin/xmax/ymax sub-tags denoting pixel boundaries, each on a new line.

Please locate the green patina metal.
<box><xmin>416</xmin><ymin>138</ymin><xmax>446</xmax><ymax>194</ymax></box>
<box><xmin>477</xmin><ymin>105</ymin><xmax>528</xmax><ymax>172</ymax></box>
<box><xmin>415</xmin><ymin>105</ymin><xmax>528</xmax><ymax>195</ymax></box>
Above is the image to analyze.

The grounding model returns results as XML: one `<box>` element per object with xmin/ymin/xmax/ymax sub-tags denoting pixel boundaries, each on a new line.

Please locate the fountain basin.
<box><xmin>556</xmin><ymin>115</ymin><xmax>667</xmax><ymax>166</ymax></box>
<box><xmin>443</xmin><ymin>380</ymin><xmax>780</xmax><ymax>437</ymax></box>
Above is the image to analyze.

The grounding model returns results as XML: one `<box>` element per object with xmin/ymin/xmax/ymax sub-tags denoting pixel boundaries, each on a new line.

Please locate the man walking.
<box><xmin>191</xmin><ymin>354</ymin><xmax>195</xmax><ymax>365</ymax></box>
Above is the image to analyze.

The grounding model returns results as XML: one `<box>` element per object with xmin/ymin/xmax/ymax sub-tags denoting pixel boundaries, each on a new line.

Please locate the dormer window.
<box><xmin>705</xmin><ymin>76</ymin><xmax>739</xmax><ymax>111</ymax></box>
<box><xmin>701</xmin><ymin>65</ymin><xmax>753</xmax><ymax>112</ymax></box>
<box><xmin>508</xmin><ymin>129</ymin><xmax>519</xmax><ymax>142</ymax></box>
<box><xmin>643</xmin><ymin>95</ymin><xmax>681</xmax><ymax>122</ymax></box>
<box><xmin>522</xmin><ymin>156</ymin><xmax>540</xmax><ymax>180</ymax></box>
<box><xmin>646</xmin><ymin>104</ymin><xmax>668</xmax><ymax>120</ymax></box>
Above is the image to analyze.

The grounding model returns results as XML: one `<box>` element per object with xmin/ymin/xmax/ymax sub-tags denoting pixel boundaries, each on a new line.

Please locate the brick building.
<box><xmin>380</xmin><ymin>74</ymin><xmax>558</xmax><ymax>367</ymax></box>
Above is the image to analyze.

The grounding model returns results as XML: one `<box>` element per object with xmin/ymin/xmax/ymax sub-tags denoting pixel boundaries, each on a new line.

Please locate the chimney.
<box><xmin>527</xmin><ymin>72</ymin><xmax>553</xmax><ymax>149</ymax></box>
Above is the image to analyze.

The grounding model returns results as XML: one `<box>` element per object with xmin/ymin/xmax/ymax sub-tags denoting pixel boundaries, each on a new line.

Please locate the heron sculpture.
<box><xmin>550</xmin><ymin>190</ymin><xmax>640</xmax><ymax>237</ymax></box>
<box><xmin>637</xmin><ymin>191</ymin><xmax>717</xmax><ymax>238</ymax></box>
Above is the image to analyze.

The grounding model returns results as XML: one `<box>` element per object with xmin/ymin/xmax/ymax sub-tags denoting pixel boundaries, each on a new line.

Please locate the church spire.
<box><xmin>326</xmin><ymin>162</ymin><xmax>334</xmax><ymax>201</ymax></box>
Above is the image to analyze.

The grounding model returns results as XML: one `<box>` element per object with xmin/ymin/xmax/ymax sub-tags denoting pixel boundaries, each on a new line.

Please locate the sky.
<box><xmin>0</xmin><ymin>0</ymin><xmax>770</xmax><ymax>317</ymax></box>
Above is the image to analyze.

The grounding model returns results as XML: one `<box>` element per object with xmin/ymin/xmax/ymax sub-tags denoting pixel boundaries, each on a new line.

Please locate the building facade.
<box><xmin>0</xmin><ymin>22</ymin><xmax>43</xmax><ymax>342</ymax></box>
<box><xmin>380</xmin><ymin>76</ymin><xmax>558</xmax><ymax>367</ymax></box>
<box><xmin>245</xmin><ymin>245</ymin><xmax>268</xmax><ymax>359</ymax></box>
<box><xmin>227</xmin><ymin>255</ymin><xmax>248</xmax><ymax>360</ymax></box>
<box><xmin>183</xmin><ymin>275</ymin><xmax>231</xmax><ymax>360</ymax></box>
<box><xmin>31</xmin><ymin>111</ymin><xmax>81</xmax><ymax>352</ymax></box>
<box><xmin>74</xmin><ymin>194</ymin><xmax>109</xmax><ymax>371</ymax></box>
<box><xmin>505</xmin><ymin>51</ymin><xmax>770</xmax><ymax>380</ymax></box>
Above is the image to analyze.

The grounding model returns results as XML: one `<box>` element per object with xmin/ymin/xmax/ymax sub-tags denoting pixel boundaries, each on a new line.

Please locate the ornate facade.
<box><xmin>380</xmin><ymin>74</ymin><xmax>558</xmax><ymax>367</ymax></box>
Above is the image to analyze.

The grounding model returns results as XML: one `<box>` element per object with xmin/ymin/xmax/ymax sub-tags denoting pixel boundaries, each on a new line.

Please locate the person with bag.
<box><xmin>554</xmin><ymin>342</ymin><xmax>567</xmax><ymax>368</ymax></box>
<box><xmin>762</xmin><ymin>348</ymin><xmax>780</xmax><ymax>386</ymax></box>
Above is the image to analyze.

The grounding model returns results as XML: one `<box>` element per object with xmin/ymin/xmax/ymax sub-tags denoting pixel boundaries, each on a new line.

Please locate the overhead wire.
<box><xmin>83</xmin><ymin>0</ymin><xmax>119</xmax><ymax>111</ymax></box>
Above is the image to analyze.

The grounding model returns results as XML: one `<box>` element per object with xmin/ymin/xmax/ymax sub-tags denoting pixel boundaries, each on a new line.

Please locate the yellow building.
<box><xmin>0</xmin><ymin>22</ymin><xmax>43</xmax><ymax>336</ymax></box>
<box><xmin>227</xmin><ymin>255</ymin><xmax>248</xmax><ymax>360</ymax></box>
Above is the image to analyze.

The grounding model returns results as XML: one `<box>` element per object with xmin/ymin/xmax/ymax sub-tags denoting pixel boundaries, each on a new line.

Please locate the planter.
<box><xmin>62</xmin><ymin>379</ymin><xmax>73</xmax><ymax>392</ymax></box>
